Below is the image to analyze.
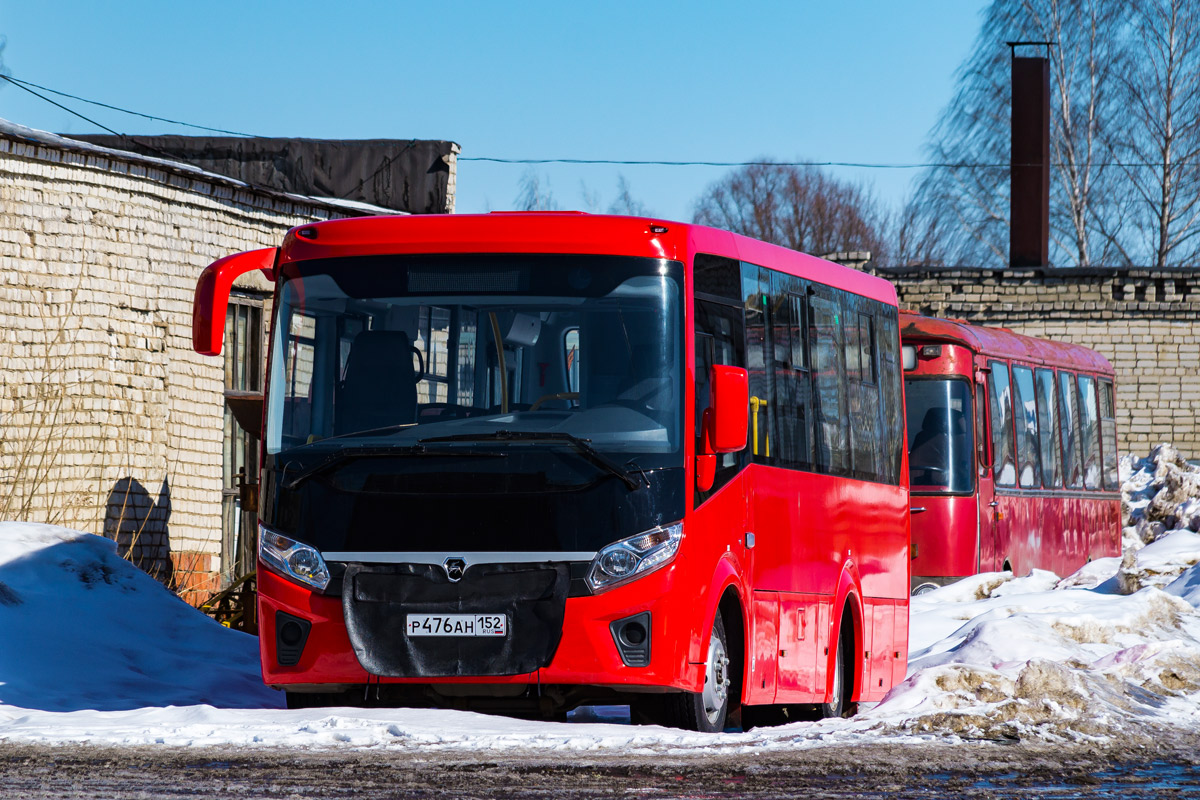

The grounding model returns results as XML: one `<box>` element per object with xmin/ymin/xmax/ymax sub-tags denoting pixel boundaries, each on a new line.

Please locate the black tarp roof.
<box><xmin>69</xmin><ymin>135</ymin><xmax>459</xmax><ymax>215</ymax></box>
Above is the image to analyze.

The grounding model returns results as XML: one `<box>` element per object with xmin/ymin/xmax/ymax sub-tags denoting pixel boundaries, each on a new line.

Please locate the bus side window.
<box><xmin>1010</xmin><ymin>365</ymin><xmax>1042</xmax><ymax>489</ymax></box>
<box><xmin>741</xmin><ymin>263</ymin><xmax>773</xmax><ymax>462</ymax></box>
<box><xmin>877</xmin><ymin>309</ymin><xmax>904</xmax><ymax>485</ymax></box>
<box><xmin>770</xmin><ymin>271</ymin><xmax>812</xmax><ymax>468</ymax></box>
<box><xmin>810</xmin><ymin>290</ymin><xmax>849</xmax><ymax>475</ymax></box>
<box><xmin>848</xmin><ymin>307</ymin><xmax>882</xmax><ymax>481</ymax></box>
<box><xmin>1077</xmin><ymin>375</ymin><xmax>1102</xmax><ymax>490</ymax></box>
<box><xmin>1058</xmin><ymin>372</ymin><xmax>1083</xmax><ymax>488</ymax></box>
<box><xmin>694</xmin><ymin>299</ymin><xmax>746</xmax><ymax>503</ymax></box>
<box><xmin>1035</xmin><ymin>368</ymin><xmax>1062</xmax><ymax>487</ymax></box>
<box><xmin>1099</xmin><ymin>379</ymin><xmax>1119</xmax><ymax>490</ymax></box>
<box><xmin>988</xmin><ymin>360</ymin><xmax>1016</xmax><ymax>487</ymax></box>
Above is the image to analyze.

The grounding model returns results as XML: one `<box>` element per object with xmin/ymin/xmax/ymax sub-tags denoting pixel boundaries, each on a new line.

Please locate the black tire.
<box><xmin>658</xmin><ymin>613</ymin><xmax>731</xmax><ymax>732</ymax></box>
<box><xmin>817</xmin><ymin>612</ymin><xmax>857</xmax><ymax>719</ymax></box>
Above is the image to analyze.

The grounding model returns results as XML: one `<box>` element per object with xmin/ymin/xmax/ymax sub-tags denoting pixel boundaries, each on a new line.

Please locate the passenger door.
<box><xmin>975</xmin><ymin>361</ymin><xmax>996</xmax><ymax>572</ymax></box>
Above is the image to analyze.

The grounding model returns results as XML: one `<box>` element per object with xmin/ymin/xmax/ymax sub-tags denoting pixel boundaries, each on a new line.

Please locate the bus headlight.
<box><xmin>258</xmin><ymin>526</ymin><xmax>331</xmax><ymax>592</ymax></box>
<box><xmin>586</xmin><ymin>522</ymin><xmax>683</xmax><ymax>593</ymax></box>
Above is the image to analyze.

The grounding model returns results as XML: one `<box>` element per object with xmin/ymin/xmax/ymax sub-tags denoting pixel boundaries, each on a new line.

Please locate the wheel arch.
<box><xmin>831</xmin><ymin>563</ymin><xmax>865</xmax><ymax>703</ymax></box>
<box><xmin>716</xmin><ymin>585</ymin><xmax>745</xmax><ymax>712</ymax></box>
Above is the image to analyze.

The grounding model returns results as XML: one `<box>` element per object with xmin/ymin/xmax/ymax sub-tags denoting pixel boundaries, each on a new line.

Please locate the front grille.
<box><xmin>341</xmin><ymin>562</ymin><xmax>569</xmax><ymax>677</ymax></box>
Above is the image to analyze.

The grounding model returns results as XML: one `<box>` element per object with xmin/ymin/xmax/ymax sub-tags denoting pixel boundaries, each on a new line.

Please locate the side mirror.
<box><xmin>192</xmin><ymin>248</ymin><xmax>277</xmax><ymax>356</ymax></box>
<box><xmin>696</xmin><ymin>365</ymin><xmax>749</xmax><ymax>492</ymax></box>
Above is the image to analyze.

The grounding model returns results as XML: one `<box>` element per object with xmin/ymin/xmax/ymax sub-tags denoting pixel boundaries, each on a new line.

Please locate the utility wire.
<box><xmin>0</xmin><ymin>74</ymin><xmax>255</xmax><ymax>137</ymax></box>
<box><xmin>459</xmin><ymin>156</ymin><xmax>1183</xmax><ymax>169</ymax></box>
<box><xmin>0</xmin><ymin>74</ymin><xmax>123</xmax><ymax>137</ymax></box>
<box><xmin>3</xmin><ymin>74</ymin><xmax>1194</xmax><ymax>171</ymax></box>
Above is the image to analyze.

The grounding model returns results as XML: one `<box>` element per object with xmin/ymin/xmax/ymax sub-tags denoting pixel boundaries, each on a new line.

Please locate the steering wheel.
<box><xmin>411</xmin><ymin>346</ymin><xmax>425</xmax><ymax>381</ymax></box>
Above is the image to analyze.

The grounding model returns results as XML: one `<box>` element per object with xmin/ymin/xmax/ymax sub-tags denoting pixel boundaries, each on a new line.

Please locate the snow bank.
<box><xmin>0</xmin><ymin>444</ymin><xmax>1199</xmax><ymax>751</ymax></box>
<box><xmin>1122</xmin><ymin>443</ymin><xmax>1200</xmax><ymax>549</ymax></box>
<box><xmin>0</xmin><ymin>522</ymin><xmax>279</xmax><ymax>711</ymax></box>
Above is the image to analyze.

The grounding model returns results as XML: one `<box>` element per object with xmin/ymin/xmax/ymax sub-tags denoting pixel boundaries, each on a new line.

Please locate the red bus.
<box><xmin>192</xmin><ymin>213</ymin><xmax>910</xmax><ymax>731</ymax></box>
<box><xmin>900</xmin><ymin>312</ymin><xmax>1122</xmax><ymax>592</ymax></box>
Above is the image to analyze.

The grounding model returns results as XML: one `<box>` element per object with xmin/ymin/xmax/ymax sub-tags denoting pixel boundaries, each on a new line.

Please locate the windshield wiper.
<box><xmin>417</xmin><ymin>430</ymin><xmax>641</xmax><ymax>491</ymax></box>
<box><xmin>280</xmin><ymin>445</ymin><xmax>505</xmax><ymax>491</ymax></box>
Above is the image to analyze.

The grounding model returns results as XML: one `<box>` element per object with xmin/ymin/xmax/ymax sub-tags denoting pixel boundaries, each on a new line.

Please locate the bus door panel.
<box><xmin>747</xmin><ymin>592</ymin><xmax>780</xmax><ymax>704</ymax></box>
<box><xmin>869</xmin><ymin>601</ymin><xmax>895</xmax><ymax>701</ymax></box>
<box><xmin>891</xmin><ymin>599</ymin><xmax>909</xmax><ymax>687</ymax></box>
<box><xmin>975</xmin><ymin>362</ymin><xmax>997</xmax><ymax>571</ymax></box>
<box><xmin>775</xmin><ymin>594</ymin><xmax>819</xmax><ymax>700</ymax></box>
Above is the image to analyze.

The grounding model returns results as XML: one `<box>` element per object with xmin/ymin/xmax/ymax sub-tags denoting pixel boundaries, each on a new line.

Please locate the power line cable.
<box><xmin>0</xmin><ymin>74</ymin><xmax>123</xmax><ymax>137</ymax></box>
<box><xmin>3</xmin><ymin>74</ymin><xmax>1192</xmax><ymax>171</ymax></box>
<box><xmin>0</xmin><ymin>74</ymin><xmax>255</xmax><ymax>137</ymax></box>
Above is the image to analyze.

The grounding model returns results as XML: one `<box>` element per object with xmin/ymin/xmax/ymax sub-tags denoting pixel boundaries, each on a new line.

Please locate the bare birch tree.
<box><xmin>1111</xmin><ymin>0</ymin><xmax>1200</xmax><ymax>267</ymax></box>
<box><xmin>692</xmin><ymin>161</ymin><xmax>886</xmax><ymax>260</ymax></box>
<box><xmin>902</xmin><ymin>0</ymin><xmax>1132</xmax><ymax>267</ymax></box>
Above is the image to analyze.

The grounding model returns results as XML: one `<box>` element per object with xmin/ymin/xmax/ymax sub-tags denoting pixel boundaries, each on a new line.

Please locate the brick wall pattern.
<box><xmin>873</xmin><ymin>266</ymin><xmax>1200</xmax><ymax>460</ymax></box>
<box><xmin>0</xmin><ymin>135</ymin><xmax>353</xmax><ymax>602</ymax></box>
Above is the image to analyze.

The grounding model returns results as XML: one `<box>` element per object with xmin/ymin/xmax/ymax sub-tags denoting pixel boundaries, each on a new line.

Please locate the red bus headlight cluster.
<box><xmin>259</xmin><ymin>526</ymin><xmax>331</xmax><ymax>592</ymax></box>
<box><xmin>586</xmin><ymin>522</ymin><xmax>683</xmax><ymax>593</ymax></box>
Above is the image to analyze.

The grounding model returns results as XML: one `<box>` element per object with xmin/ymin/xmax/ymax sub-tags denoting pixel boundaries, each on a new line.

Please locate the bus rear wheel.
<box><xmin>659</xmin><ymin>614</ymin><xmax>730</xmax><ymax>732</ymax></box>
<box><xmin>817</xmin><ymin>613</ymin><xmax>856</xmax><ymax>719</ymax></box>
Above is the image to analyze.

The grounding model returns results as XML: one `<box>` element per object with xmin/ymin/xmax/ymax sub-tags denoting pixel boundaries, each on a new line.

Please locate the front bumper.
<box><xmin>258</xmin><ymin>558</ymin><xmax>704</xmax><ymax>693</ymax></box>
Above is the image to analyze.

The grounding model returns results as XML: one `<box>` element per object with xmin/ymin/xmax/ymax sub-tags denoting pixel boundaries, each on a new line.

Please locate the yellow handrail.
<box><xmin>750</xmin><ymin>396</ymin><xmax>769</xmax><ymax>457</ymax></box>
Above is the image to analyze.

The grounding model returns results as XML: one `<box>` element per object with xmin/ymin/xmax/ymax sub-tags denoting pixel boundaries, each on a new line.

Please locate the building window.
<box><xmin>223</xmin><ymin>294</ymin><xmax>266</xmax><ymax>585</ymax></box>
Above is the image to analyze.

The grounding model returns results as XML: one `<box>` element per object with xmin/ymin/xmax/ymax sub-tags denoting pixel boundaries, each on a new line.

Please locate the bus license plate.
<box><xmin>406</xmin><ymin>614</ymin><xmax>507</xmax><ymax>637</ymax></box>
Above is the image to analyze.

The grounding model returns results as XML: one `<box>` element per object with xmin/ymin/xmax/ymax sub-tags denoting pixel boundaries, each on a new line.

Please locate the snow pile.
<box><xmin>0</xmin><ymin>522</ymin><xmax>279</xmax><ymax>711</ymax></box>
<box><xmin>1122</xmin><ymin>443</ymin><xmax>1200</xmax><ymax>549</ymax></box>
<box><xmin>869</xmin><ymin>559</ymin><xmax>1200</xmax><ymax>742</ymax></box>
<box><xmin>863</xmin><ymin>445</ymin><xmax>1200</xmax><ymax>743</ymax></box>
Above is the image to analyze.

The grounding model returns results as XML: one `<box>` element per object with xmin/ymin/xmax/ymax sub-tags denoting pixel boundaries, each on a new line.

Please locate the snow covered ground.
<box><xmin>1</xmin><ymin>446</ymin><xmax>1200</xmax><ymax>753</ymax></box>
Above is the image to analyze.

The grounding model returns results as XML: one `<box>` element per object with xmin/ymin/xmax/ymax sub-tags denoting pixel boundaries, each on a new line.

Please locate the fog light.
<box><xmin>610</xmin><ymin>612</ymin><xmax>652</xmax><ymax>667</ymax></box>
<box><xmin>275</xmin><ymin>611</ymin><xmax>312</xmax><ymax>667</ymax></box>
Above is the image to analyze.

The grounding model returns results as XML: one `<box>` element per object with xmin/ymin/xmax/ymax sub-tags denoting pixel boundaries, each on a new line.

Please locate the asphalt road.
<box><xmin>1</xmin><ymin>739</ymin><xmax>1198</xmax><ymax>799</ymax></box>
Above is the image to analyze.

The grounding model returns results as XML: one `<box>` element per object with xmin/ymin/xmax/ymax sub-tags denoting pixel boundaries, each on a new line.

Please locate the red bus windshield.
<box><xmin>904</xmin><ymin>378</ymin><xmax>974</xmax><ymax>493</ymax></box>
<box><xmin>261</xmin><ymin>253</ymin><xmax>686</xmax><ymax>555</ymax></box>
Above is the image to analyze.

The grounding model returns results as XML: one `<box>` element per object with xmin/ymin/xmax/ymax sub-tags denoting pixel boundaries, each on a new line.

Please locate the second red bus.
<box><xmin>901</xmin><ymin>312</ymin><xmax>1121</xmax><ymax>592</ymax></box>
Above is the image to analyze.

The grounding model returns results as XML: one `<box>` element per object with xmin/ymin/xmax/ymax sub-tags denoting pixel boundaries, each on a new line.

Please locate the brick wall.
<box><xmin>872</xmin><ymin>265</ymin><xmax>1200</xmax><ymax>459</ymax></box>
<box><xmin>0</xmin><ymin>131</ymin><xmax>356</xmax><ymax>603</ymax></box>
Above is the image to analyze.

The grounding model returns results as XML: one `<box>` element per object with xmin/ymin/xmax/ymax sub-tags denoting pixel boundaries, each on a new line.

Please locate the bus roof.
<box><xmin>277</xmin><ymin>212</ymin><xmax>898</xmax><ymax>307</ymax></box>
<box><xmin>900</xmin><ymin>310</ymin><xmax>1114</xmax><ymax>374</ymax></box>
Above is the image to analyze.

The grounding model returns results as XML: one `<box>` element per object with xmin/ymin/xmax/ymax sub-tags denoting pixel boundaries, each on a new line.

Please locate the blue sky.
<box><xmin>0</xmin><ymin>1</ymin><xmax>987</xmax><ymax>222</ymax></box>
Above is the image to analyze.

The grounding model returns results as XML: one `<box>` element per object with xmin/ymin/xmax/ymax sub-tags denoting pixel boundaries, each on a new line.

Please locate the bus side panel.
<box><xmin>749</xmin><ymin>466</ymin><xmax>908</xmax><ymax>600</ymax></box>
<box><xmin>776</xmin><ymin>594</ymin><xmax>820</xmax><ymax>700</ymax></box>
<box><xmin>747</xmin><ymin>592</ymin><xmax>779</xmax><ymax>705</ymax></box>
<box><xmin>861</xmin><ymin>601</ymin><xmax>895</xmax><ymax>701</ymax></box>
<box><xmin>1093</xmin><ymin>496</ymin><xmax>1122</xmax><ymax>561</ymax></box>
<box><xmin>996</xmin><ymin>493</ymin><xmax>1120</xmax><ymax>580</ymax></box>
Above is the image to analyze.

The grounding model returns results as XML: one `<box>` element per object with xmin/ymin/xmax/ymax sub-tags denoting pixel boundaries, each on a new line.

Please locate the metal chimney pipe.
<box><xmin>1009</xmin><ymin>43</ymin><xmax>1051</xmax><ymax>268</ymax></box>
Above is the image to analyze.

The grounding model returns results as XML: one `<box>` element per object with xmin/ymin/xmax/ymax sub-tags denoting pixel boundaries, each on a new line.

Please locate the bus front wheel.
<box><xmin>659</xmin><ymin>614</ymin><xmax>730</xmax><ymax>732</ymax></box>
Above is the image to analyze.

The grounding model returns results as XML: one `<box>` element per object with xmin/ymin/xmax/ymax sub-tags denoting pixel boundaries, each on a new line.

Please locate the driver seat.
<box><xmin>336</xmin><ymin>330</ymin><xmax>419</xmax><ymax>435</ymax></box>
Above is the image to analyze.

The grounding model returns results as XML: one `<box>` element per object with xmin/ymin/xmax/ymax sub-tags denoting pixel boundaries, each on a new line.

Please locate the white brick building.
<box><xmin>0</xmin><ymin>120</ymin><xmax>457</xmax><ymax>603</ymax></box>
